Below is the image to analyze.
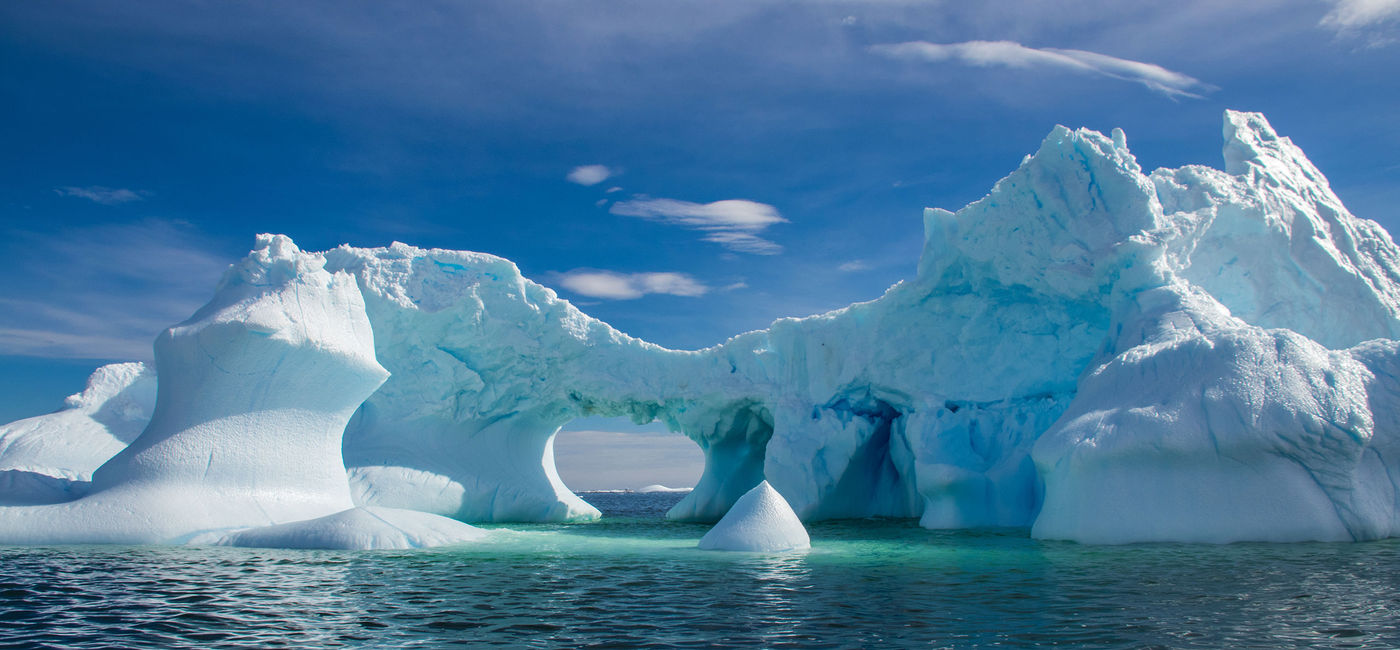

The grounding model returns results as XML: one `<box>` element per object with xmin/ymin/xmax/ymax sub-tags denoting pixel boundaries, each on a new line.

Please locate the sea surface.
<box><xmin>2</xmin><ymin>490</ymin><xmax>1398</xmax><ymax>648</ymax></box>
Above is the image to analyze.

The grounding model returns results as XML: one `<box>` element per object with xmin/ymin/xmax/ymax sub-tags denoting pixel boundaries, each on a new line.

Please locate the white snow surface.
<box><xmin>3</xmin><ymin>111</ymin><xmax>1400</xmax><ymax>545</ymax></box>
<box><xmin>698</xmin><ymin>481</ymin><xmax>810</xmax><ymax>552</ymax></box>
<box><xmin>0</xmin><ymin>362</ymin><xmax>155</xmax><ymax>504</ymax></box>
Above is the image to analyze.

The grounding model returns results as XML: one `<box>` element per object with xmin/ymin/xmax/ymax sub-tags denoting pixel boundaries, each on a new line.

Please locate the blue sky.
<box><xmin>1</xmin><ymin>0</ymin><xmax>1398</xmax><ymax>487</ymax></box>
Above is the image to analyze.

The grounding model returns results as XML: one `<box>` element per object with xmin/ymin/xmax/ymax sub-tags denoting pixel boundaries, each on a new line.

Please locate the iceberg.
<box><xmin>2</xmin><ymin>110</ymin><xmax>1398</xmax><ymax>545</ymax></box>
<box><xmin>698</xmin><ymin>481</ymin><xmax>810</xmax><ymax>552</ymax></box>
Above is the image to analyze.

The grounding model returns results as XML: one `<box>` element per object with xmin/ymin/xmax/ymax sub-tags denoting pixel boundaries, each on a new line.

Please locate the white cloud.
<box><xmin>54</xmin><ymin>186</ymin><xmax>146</xmax><ymax>205</ymax></box>
<box><xmin>1322</xmin><ymin>0</ymin><xmax>1400</xmax><ymax>41</ymax></box>
<box><xmin>838</xmin><ymin>260</ymin><xmax>870</xmax><ymax>272</ymax></box>
<box><xmin>555</xmin><ymin>269</ymin><xmax>710</xmax><ymax>300</ymax></box>
<box><xmin>871</xmin><ymin>40</ymin><xmax>1212</xmax><ymax>99</ymax></box>
<box><xmin>605</xmin><ymin>186</ymin><xmax>624</xmax><ymax>194</ymax></box>
<box><xmin>567</xmin><ymin>164</ymin><xmax>614</xmax><ymax>186</ymax></box>
<box><xmin>1323</xmin><ymin>0</ymin><xmax>1400</xmax><ymax>27</ymax></box>
<box><xmin>610</xmin><ymin>196</ymin><xmax>787</xmax><ymax>254</ymax></box>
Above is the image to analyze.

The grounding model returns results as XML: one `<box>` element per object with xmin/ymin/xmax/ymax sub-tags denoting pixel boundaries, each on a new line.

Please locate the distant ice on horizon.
<box><xmin>637</xmin><ymin>484</ymin><xmax>692</xmax><ymax>493</ymax></box>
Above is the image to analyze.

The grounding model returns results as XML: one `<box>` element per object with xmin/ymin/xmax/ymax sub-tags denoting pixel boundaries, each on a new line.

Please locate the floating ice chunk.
<box><xmin>698</xmin><ymin>481</ymin><xmax>809</xmax><ymax>552</ymax></box>
<box><xmin>218</xmin><ymin>506</ymin><xmax>487</xmax><ymax>550</ymax></box>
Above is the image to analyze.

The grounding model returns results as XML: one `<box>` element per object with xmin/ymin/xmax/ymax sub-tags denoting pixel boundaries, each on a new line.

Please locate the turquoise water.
<box><xmin>2</xmin><ymin>491</ymin><xmax>1399</xmax><ymax>648</ymax></box>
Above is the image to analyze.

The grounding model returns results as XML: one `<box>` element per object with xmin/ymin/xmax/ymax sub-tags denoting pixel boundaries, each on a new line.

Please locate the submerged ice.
<box><xmin>3</xmin><ymin>110</ymin><xmax>1399</xmax><ymax>546</ymax></box>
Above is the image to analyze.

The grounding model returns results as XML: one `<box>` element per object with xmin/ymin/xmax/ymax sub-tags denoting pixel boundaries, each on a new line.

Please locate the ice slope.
<box><xmin>0</xmin><ymin>236</ymin><xmax>482</xmax><ymax>548</ymax></box>
<box><xmin>2</xmin><ymin>110</ymin><xmax>1398</xmax><ymax>545</ymax></box>
<box><xmin>1031</xmin><ymin>283</ymin><xmax>1399</xmax><ymax>543</ymax></box>
<box><xmin>0</xmin><ymin>362</ymin><xmax>154</xmax><ymax>504</ymax></box>
<box><xmin>1153</xmin><ymin>111</ymin><xmax>1400</xmax><ymax>348</ymax></box>
<box><xmin>698</xmin><ymin>481</ymin><xmax>809</xmax><ymax>552</ymax></box>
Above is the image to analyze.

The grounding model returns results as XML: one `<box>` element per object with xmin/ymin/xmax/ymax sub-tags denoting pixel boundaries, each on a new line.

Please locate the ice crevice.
<box><xmin>4</xmin><ymin>111</ymin><xmax>1400</xmax><ymax>545</ymax></box>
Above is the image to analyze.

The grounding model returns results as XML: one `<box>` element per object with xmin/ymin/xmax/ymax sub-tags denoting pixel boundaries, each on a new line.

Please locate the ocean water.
<box><xmin>2</xmin><ymin>490</ymin><xmax>1398</xmax><ymax>649</ymax></box>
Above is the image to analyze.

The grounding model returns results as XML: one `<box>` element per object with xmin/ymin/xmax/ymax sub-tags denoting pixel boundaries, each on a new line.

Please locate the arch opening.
<box><xmin>552</xmin><ymin>415</ymin><xmax>704</xmax><ymax>517</ymax></box>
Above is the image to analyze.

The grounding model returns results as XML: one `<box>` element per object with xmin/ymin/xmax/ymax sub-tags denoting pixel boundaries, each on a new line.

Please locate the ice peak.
<box><xmin>1222</xmin><ymin>110</ymin><xmax>1282</xmax><ymax>175</ymax></box>
<box><xmin>1032</xmin><ymin>124</ymin><xmax>1142</xmax><ymax>176</ymax></box>
<box><xmin>919</xmin><ymin>121</ymin><xmax>1162</xmax><ymax>299</ymax></box>
<box><xmin>1111</xmin><ymin>127</ymin><xmax>1128</xmax><ymax>152</ymax></box>
<box><xmin>1221</xmin><ymin>110</ymin><xmax>1334</xmax><ymax>196</ymax></box>
<box><xmin>61</xmin><ymin>362</ymin><xmax>154</xmax><ymax>414</ymax></box>
<box><xmin>253</xmin><ymin>233</ymin><xmax>302</xmax><ymax>258</ymax></box>
<box><xmin>220</xmin><ymin>233</ymin><xmax>328</xmax><ymax>291</ymax></box>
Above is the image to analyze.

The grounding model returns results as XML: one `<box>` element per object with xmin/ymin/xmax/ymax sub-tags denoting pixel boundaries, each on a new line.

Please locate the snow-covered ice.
<box><xmin>3</xmin><ymin>111</ymin><xmax>1400</xmax><ymax>545</ymax></box>
<box><xmin>698</xmin><ymin>481</ymin><xmax>810</xmax><ymax>552</ymax></box>
<box><xmin>0</xmin><ymin>362</ymin><xmax>154</xmax><ymax>504</ymax></box>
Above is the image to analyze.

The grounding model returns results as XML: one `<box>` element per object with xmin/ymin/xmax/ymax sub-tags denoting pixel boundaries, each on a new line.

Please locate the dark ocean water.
<box><xmin>2</xmin><ymin>490</ymin><xmax>1399</xmax><ymax>648</ymax></box>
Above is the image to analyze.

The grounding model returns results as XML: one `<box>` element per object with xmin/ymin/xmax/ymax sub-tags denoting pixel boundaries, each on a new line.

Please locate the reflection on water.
<box><xmin>1</xmin><ymin>491</ymin><xmax>1398</xmax><ymax>648</ymax></box>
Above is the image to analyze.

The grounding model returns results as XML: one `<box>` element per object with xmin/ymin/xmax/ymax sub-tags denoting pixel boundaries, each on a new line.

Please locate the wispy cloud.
<box><xmin>837</xmin><ymin>260</ymin><xmax>870</xmax><ymax>272</ymax></box>
<box><xmin>554</xmin><ymin>269</ymin><xmax>710</xmax><ymax>300</ymax></box>
<box><xmin>1323</xmin><ymin>0</ymin><xmax>1400</xmax><ymax>27</ymax></box>
<box><xmin>1321</xmin><ymin>0</ymin><xmax>1400</xmax><ymax>43</ymax></box>
<box><xmin>0</xmin><ymin>219</ymin><xmax>232</xmax><ymax>359</ymax></box>
<box><xmin>610</xmin><ymin>197</ymin><xmax>786</xmax><ymax>254</ymax></box>
<box><xmin>567</xmin><ymin>164</ymin><xmax>614</xmax><ymax>186</ymax></box>
<box><xmin>54</xmin><ymin>186</ymin><xmax>147</xmax><ymax>205</ymax></box>
<box><xmin>871</xmin><ymin>40</ymin><xmax>1212</xmax><ymax>99</ymax></box>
